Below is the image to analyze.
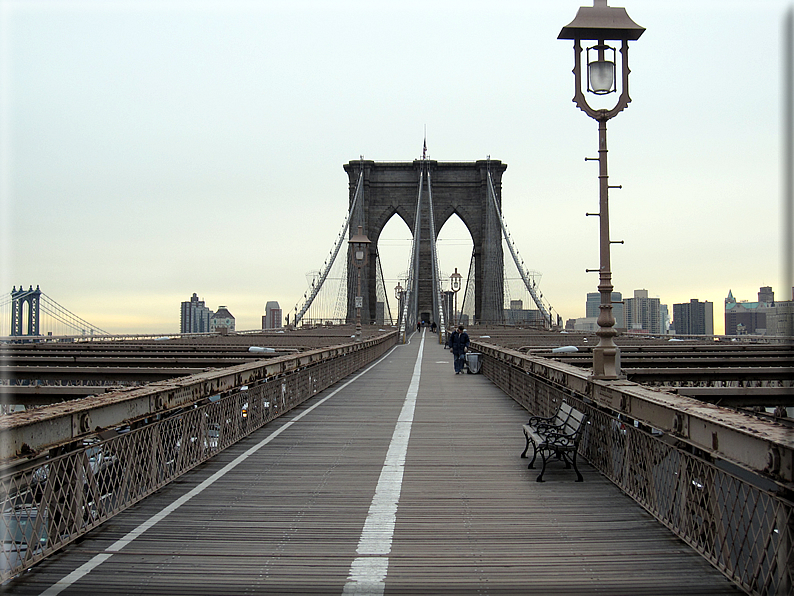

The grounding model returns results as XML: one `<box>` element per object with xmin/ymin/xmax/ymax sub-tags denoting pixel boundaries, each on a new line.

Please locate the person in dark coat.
<box><xmin>450</xmin><ymin>324</ymin><xmax>470</xmax><ymax>374</ymax></box>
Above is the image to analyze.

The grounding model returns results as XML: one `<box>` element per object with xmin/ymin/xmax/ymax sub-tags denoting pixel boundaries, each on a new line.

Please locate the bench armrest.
<box><xmin>527</xmin><ymin>414</ymin><xmax>556</xmax><ymax>427</ymax></box>
<box><xmin>538</xmin><ymin>431</ymin><xmax>576</xmax><ymax>449</ymax></box>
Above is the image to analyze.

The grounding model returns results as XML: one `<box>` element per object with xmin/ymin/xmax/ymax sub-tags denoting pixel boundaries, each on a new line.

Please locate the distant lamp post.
<box><xmin>349</xmin><ymin>225</ymin><xmax>371</xmax><ymax>342</ymax></box>
<box><xmin>450</xmin><ymin>268</ymin><xmax>462</xmax><ymax>327</ymax></box>
<box><xmin>559</xmin><ymin>0</ymin><xmax>644</xmax><ymax>380</ymax></box>
<box><xmin>394</xmin><ymin>282</ymin><xmax>404</xmax><ymax>327</ymax></box>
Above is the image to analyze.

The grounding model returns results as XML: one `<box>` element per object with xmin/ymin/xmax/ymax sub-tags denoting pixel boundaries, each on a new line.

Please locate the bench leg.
<box><xmin>536</xmin><ymin>449</ymin><xmax>548</xmax><ymax>482</ymax></box>
<box><xmin>572</xmin><ymin>449</ymin><xmax>584</xmax><ymax>482</ymax></box>
<box><xmin>527</xmin><ymin>441</ymin><xmax>538</xmax><ymax>469</ymax></box>
<box><xmin>520</xmin><ymin>432</ymin><xmax>531</xmax><ymax>458</ymax></box>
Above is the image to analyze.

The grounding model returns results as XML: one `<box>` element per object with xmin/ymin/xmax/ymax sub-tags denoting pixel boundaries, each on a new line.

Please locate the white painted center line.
<box><xmin>342</xmin><ymin>331</ymin><xmax>425</xmax><ymax>595</ymax></box>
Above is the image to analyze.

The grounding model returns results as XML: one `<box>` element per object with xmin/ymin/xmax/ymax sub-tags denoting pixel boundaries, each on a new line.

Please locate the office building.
<box><xmin>758</xmin><ymin>286</ymin><xmax>774</xmax><ymax>303</ymax></box>
<box><xmin>180</xmin><ymin>293</ymin><xmax>213</xmax><ymax>334</ymax></box>
<box><xmin>504</xmin><ymin>299</ymin><xmax>546</xmax><ymax>326</ymax></box>
<box><xmin>585</xmin><ymin>292</ymin><xmax>624</xmax><ymax>329</ymax></box>
<box><xmin>726</xmin><ymin>287</ymin><xmax>794</xmax><ymax>336</ymax></box>
<box><xmin>624</xmin><ymin>289</ymin><xmax>662</xmax><ymax>334</ymax></box>
<box><xmin>673</xmin><ymin>299</ymin><xmax>714</xmax><ymax>335</ymax></box>
<box><xmin>573</xmin><ymin>317</ymin><xmax>599</xmax><ymax>332</ymax></box>
<box><xmin>210</xmin><ymin>306</ymin><xmax>235</xmax><ymax>333</ymax></box>
<box><xmin>263</xmin><ymin>301</ymin><xmax>283</xmax><ymax>329</ymax></box>
<box><xmin>659</xmin><ymin>304</ymin><xmax>671</xmax><ymax>334</ymax></box>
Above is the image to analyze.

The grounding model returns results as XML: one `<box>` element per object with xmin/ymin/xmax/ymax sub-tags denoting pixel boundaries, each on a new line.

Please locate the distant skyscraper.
<box><xmin>624</xmin><ymin>289</ymin><xmax>662</xmax><ymax>333</ymax></box>
<box><xmin>263</xmin><ymin>301</ymin><xmax>282</xmax><ymax>329</ymax></box>
<box><xmin>660</xmin><ymin>304</ymin><xmax>670</xmax><ymax>333</ymax></box>
<box><xmin>180</xmin><ymin>293</ymin><xmax>213</xmax><ymax>334</ymax></box>
<box><xmin>210</xmin><ymin>306</ymin><xmax>235</xmax><ymax>333</ymax></box>
<box><xmin>585</xmin><ymin>291</ymin><xmax>624</xmax><ymax>328</ymax></box>
<box><xmin>673</xmin><ymin>299</ymin><xmax>714</xmax><ymax>335</ymax></box>
<box><xmin>758</xmin><ymin>286</ymin><xmax>774</xmax><ymax>303</ymax></box>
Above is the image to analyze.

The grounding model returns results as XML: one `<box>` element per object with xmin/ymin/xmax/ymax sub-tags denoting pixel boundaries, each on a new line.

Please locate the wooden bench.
<box><xmin>520</xmin><ymin>402</ymin><xmax>587</xmax><ymax>482</ymax></box>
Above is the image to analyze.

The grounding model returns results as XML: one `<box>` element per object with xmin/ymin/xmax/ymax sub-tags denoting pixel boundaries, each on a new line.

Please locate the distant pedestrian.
<box><xmin>417</xmin><ymin>321</ymin><xmax>421</xmax><ymax>332</ymax></box>
<box><xmin>450</xmin><ymin>324</ymin><xmax>470</xmax><ymax>374</ymax></box>
<box><xmin>431</xmin><ymin>322</ymin><xmax>437</xmax><ymax>333</ymax></box>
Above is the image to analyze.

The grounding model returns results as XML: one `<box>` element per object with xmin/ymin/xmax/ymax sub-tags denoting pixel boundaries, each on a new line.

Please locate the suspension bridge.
<box><xmin>4</xmin><ymin>155</ymin><xmax>558</xmax><ymax>343</ymax></box>
<box><xmin>1</xmin><ymin>155</ymin><xmax>792</xmax><ymax>594</ymax></box>
<box><xmin>0</xmin><ymin>286</ymin><xmax>109</xmax><ymax>339</ymax></box>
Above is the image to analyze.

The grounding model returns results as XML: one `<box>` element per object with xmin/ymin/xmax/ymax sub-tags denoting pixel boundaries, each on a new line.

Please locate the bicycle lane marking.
<box><xmin>342</xmin><ymin>330</ymin><xmax>425</xmax><ymax>595</ymax></box>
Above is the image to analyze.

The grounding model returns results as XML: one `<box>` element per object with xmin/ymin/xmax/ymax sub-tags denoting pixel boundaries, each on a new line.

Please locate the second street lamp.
<box><xmin>394</xmin><ymin>282</ymin><xmax>404</xmax><ymax>327</ymax></box>
<box><xmin>450</xmin><ymin>268</ymin><xmax>462</xmax><ymax>327</ymax></box>
<box><xmin>349</xmin><ymin>226</ymin><xmax>371</xmax><ymax>343</ymax></box>
<box><xmin>558</xmin><ymin>0</ymin><xmax>644</xmax><ymax>380</ymax></box>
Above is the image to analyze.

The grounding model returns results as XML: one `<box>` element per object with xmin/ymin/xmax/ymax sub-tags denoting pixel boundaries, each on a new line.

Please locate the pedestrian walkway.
<box><xmin>8</xmin><ymin>331</ymin><xmax>739</xmax><ymax>595</ymax></box>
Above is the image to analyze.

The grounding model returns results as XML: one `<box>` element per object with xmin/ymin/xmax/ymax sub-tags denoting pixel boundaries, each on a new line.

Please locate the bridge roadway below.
<box><xmin>7</xmin><ymin>331</ymin><xmax>740</xmax><ymax>595</ymax></box>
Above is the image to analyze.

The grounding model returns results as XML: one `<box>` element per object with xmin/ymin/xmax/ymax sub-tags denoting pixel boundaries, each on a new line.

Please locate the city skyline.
<box><xmin>2</xmin><ymin>1</ymin><xmax>792</xmax><ymax>335</ymax></box>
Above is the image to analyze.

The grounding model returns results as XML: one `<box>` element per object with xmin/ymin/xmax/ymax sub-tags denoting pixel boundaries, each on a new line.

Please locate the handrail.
<box><xmin>473</xmin><ymin>340</ymin><xmax>793</xmax><ymax>595</ymax></box>
<box><xmin>472</xmin><ymin>340</ymin><xmax>794</xmax><ymax>489</ymax></box>
<box><xmin>0</xmin><ymin>332</ymin><xmax>398</xmax><ymax>581</ymax></box>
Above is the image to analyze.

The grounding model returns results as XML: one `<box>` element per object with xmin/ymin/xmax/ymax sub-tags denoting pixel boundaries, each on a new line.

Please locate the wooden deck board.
<box><xmin>6</xmin><ymin>332</ymin><xmax>740</xmax><ymax>595</ymax></box>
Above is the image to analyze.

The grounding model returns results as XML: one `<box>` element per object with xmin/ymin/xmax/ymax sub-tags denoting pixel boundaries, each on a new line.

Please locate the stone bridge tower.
<box><xmin>343</xmin><ymin>159</ymin><xmax>505</xmax><ymax>326</ymax></box>
<box><xmin>11</xmin><ymin>285</ymin><xmax>41</xmax><ymax>336</ymax></box>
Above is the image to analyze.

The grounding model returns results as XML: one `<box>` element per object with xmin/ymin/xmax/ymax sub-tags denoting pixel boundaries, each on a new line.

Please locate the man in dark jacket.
<box><xmin>450</xmin><ymin>324</ymin><xmax>470</xmax><ymax>374</ymax></box>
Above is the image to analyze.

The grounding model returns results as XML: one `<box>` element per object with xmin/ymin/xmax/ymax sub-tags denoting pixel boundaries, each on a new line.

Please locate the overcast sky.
<box><xmin>2</xmin><ymin>0</ymin><xmax>792</xmax><ymax>335</ymax></box>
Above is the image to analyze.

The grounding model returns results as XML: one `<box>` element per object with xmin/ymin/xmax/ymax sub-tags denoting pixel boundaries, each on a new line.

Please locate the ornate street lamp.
<box><xmin>349</xmin><ymin>225</ymin><xmax>371</xmax><ymax>342</ymax></box>
<box><xmin>394</xmin><ymin>282</ymin><xmax>404</xmax><ymax>327</ymax></box>
<box><xmin>559</xmin><ymin>0</ymin><xmax>644</xmax><ymax>379</ymax></box>
<box><xmin>450</xmin><ymin>268</ymin><xmax>462</xmax><ymax>327</ymax></box>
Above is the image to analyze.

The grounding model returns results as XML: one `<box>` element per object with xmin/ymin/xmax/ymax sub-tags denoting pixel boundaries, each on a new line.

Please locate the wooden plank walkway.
<box><xmin>6</xmin><ymin>331</ymin><xmax>741</xmax><ymax>595</ymax></box>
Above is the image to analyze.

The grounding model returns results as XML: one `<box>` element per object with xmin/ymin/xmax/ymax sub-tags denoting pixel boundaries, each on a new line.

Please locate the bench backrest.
<box><xmin>554</xmin><ymin>402</ymin><xmax>574</xmax><ymax>427</ymax></box>
<box><xmin>560</xmin><ymin>406</ymin><xmax>587</xmax><ymax>439</ymax></box>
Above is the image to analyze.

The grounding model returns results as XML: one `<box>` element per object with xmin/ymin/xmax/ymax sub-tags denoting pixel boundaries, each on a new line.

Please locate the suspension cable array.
<box><xmin>425</xmin><ymin>167</ymin><xmax>446</xmax><ymax>337</ymax></box>
<box><xmin>292</xmin><ymin>168</ymin><xmax>364</xmax><ymax>327</ymax></box>
<box><xmin>486</xmin><ymin>164</ymin><xmax>555</xmax><ymax>327</ymax></box>
<box><xmin>398</xmin><ymin>164</ymin><xmax>423</xmax><ymax>342</ymax></box>
<box><xmin>397</xmin><ymin>159</ymin><xmax>448</xmax><ymax>343</ymax></box>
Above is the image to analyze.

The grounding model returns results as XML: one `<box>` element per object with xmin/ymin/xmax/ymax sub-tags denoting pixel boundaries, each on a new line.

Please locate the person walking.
<box><xmin>450</xmin><ymin>324</ymin><xmax>470</xmax><ymax>374</ymax></box>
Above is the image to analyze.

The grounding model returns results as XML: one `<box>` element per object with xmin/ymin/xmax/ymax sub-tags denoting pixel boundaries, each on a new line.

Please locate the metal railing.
<box><xmin>475</xmin><ymin>341</ymin><xmax>793</xmax><ymax>596</ymax></box>
<box><xmin>0</xmin><ymin>332</ymin><xmax>397</xmax><ymax>581</ymax></box>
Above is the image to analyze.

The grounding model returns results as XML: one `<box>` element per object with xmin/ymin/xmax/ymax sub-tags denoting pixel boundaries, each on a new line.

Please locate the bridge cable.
<box><xmin>486</xmin><ymin>164</ymin><xmax>554</xmax><ymax>327</ymax></box>
<box><xmin>398</xmin><ymin>166</ymin><xmax>424</xmax><ymax>342</ymax></box>
<box><xmin>424</xmin><ymin>166</ymin><xmax>446</xmax><ymax>338</ymax></box>
<box><xmin>293</xmin><ymin>168</ymin><xmax>364</xmax><ymax>327</ymax></box>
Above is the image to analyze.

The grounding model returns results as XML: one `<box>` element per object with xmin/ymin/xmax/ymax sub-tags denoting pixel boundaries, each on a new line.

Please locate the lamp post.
<box><xmin>349</xmin><ymin>225</ymin><xmax>371</xmax><ymax>342</ymax></box>
<box><xmin>450</xmin><ymin>268</ymin><xmax>462</xmax><ymax>327</ymax></box>
<box><xmin>394</xmin><ymin>281</ymin><xmax>404</xmax><ymax>327</ymax></box>
<box><xmin>559</xmin><ymin>0</ymin><xmax>644</xmax><ymax>380</ymax></box>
